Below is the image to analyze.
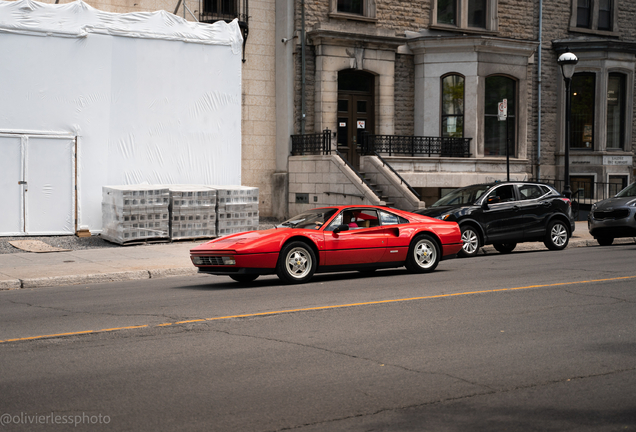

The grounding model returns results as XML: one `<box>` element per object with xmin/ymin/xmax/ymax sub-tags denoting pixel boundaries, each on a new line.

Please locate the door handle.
<box><xmin>18</xmin><ymin>181</ymin><xmax>27</xmax><ymax>185</ymax></box>
<box><xmin>540</xmin><ymin>201</ymin><xmax>550</xmax><ymax>207</ymax></box>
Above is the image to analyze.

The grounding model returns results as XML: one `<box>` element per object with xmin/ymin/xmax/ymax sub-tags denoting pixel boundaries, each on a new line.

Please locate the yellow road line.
<box><xmin>2</xmin><ymin>275</ymin><xmax>634</xmax><ymax>344</ymax></box>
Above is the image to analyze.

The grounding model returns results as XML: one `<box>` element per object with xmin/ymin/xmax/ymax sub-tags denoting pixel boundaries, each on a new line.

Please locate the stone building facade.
<box><xmin>276</xmin><ymin>0</ymin><xmax>636</xmax><ymax>212</ymax></box>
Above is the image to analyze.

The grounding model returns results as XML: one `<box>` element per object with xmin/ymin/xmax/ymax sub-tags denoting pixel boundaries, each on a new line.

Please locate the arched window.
<box><xmin>484</xmin><ymin>76</ymin><xmax>516</xmax><ymax>156</ymax></box>
<box><xmin>441</xmin><ymin>74</ymin><xmax>464</xmax><ymax>138</ymax></box>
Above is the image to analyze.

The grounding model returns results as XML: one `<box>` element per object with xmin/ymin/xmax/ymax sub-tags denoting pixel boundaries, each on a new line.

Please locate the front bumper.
<box><xmin>588</xmin><ymin>207</ymin><xmax>636</xmax><ymax>239</ymax></box>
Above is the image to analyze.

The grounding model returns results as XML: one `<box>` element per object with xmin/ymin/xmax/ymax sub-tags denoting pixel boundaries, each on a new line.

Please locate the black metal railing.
<box><xmin>361</xmin><ymin>134</ymin><xmax>471</xmax><ymax>157</ymax></box>
<box><xmin>533</xmin><ymin>178</ymin><xmax>627</xmax><ymax>221</ymax></box>
<box><xmin>199</xmin><ymin>0</ymin><xmax>249</xmax><ymax>61</ymax></box>
<box><xmin>291</xmin><ymin>129</ymin><xmax>332</xmax><ymax>156</ymax></box>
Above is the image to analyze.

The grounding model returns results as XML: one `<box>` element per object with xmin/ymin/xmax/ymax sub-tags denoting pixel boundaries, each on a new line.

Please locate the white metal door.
<box><xmin>0</xmin><ymin>135</ymin><xmax>24</xmax><ymax>235</ymax></box>
<box><xmin>0</xmin><ymin>134</ymin><xmax>75</xmax><ymax>236</ymax></box>
<box><xmin>25</xmin><ymin>136</ymin><xmax>76</xmax><ymax>235</ymax></box>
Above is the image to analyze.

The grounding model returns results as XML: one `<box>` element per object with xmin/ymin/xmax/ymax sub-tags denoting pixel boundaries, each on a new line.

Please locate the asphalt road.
<box><xmin>1</xmin><ymin>245</ymin><xmax>635</xmax><ymax>431</ymax></box>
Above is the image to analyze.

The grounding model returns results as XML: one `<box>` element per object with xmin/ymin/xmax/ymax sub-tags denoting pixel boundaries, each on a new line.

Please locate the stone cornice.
<box><xmin>307</xmin><ymin>27</ymin><xmax>406</xmax><ymax>51</ymax></box>
<box><xmin>406</xmin><ymin>34</ymin><xmax>539</xmax><ymax>57</ymax></box>
<box><xmin>552</xmin><ymin>38</ymin><xmax>636</xmax><ymax>55</ymax></box>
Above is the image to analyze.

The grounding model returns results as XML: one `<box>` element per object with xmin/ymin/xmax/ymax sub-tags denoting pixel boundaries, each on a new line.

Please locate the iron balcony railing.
<box><xmin>362</xmin><ymin>134</ymin><xmax>471</xmax><ymax>157</ymax></box>
<box><xmin>291</xmin><ymin>129</ymin><xmax>332</xmax><ymax>156</ymax></box>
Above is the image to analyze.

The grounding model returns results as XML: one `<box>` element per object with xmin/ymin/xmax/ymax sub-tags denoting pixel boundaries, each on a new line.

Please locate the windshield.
<box><xmin>277</xmin><ymin>208</ymin><xmax>338</xmax><ymax>230</ymax></box>
<box><xmin>432</xmin><ymin>184</ymin><xmax>491</xmax><ymax>207</ymax></box>
<box><xmin>616</xmin><ymin>182</ymin><xmax>636</xmax><ymax>198</ymax></box>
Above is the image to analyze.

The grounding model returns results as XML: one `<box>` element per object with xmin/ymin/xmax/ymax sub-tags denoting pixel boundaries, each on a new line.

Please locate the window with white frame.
<box><xmin>432</xmin><ymin>0</ymin><xmax>497</xmax><ymax>32</ymax></box>
<box><xmin>570</xmin><ymin>0</ymin><xmax>617</xmax><ymax>33</ymax></box>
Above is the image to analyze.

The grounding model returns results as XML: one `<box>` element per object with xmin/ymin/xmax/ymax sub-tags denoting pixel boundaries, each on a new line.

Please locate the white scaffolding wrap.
<box><xmin>0</xmin><ymin>0</ymin><xmax>243</xmax><ymax>236</ymax></box>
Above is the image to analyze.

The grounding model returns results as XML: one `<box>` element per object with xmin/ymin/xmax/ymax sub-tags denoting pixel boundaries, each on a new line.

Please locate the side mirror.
<box><xmin>481</xmin><ymin>200</ymin><xmax>489</xmax><ymax>210</ymax></box>
<box><xmin>333</xmin><ymin>224</ymin><xmax>349</xmax><ymax>234</ymax></box>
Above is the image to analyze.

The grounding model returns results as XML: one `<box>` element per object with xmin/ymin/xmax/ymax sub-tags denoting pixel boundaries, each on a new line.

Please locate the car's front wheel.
<box><xmin>229</xmin><ymin>274</ymin><xmax>259</xmax><ymax>283</ymax></box>
<box><xmin>405</xmin><ymin>234</ymin><xmax>440</xmax><ymax>273</ymax></box>
<box><xmin>544</xmin><ymin>220</ymin><xmax>570</xmax><ymax>250</ymax></box>
<box><xmin>596</xmin><ymin>237</ymin><xmax>614</xmax><ymax>246</ymax></box>
<box><xmin>493</xmin><ymin>243</ymin><xmax>516</xmax><ymax>254</ymax></box>
<box><xmin>276</xmin><ymin>241</ymin><xmax>317</xmax><ymax>284</ymax></box>
<box><xmin>459</xmin><ymin>225</ymin><xmax>481</xmax><ymax>258</ymax></box>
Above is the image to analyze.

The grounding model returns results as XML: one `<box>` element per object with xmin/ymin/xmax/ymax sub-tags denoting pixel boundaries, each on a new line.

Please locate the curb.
<box><xmin>2</xmin><ymin>267</ymin><xmax>199</xmax><ymax>290</ymax></box>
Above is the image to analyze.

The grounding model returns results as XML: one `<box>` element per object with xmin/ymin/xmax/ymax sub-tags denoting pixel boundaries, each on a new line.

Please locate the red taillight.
<box><xmin>559</xmin><ymin>198</ymin><xmax>571</xmax><ymax>207</ymax></box>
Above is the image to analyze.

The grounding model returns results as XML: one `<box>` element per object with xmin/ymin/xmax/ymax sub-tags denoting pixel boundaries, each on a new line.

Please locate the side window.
<box><xmin>486</xmin><ymin>185</ymin><xmax>516</xmax><ymax>203</ymax></box>
<box><xmin>518</xmin><ymin>184</ymin><xmax>544</xmax><ymax>200</ymax></box>
<box><xmin>379</xmin><ymin>210</ymin><xmax>401</xmax><ymax>225</ymax></box>
<box><xmin>353</xmin><ymin>210</ymin><xmax>379</xmax><ymax>228</ymax></box>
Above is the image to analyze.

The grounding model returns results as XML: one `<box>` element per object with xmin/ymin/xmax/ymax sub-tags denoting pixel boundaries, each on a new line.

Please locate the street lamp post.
<box><xmin>557</xmin><ymin>51</ymin><xmax>578</xmax><ymax>199</ymax></box>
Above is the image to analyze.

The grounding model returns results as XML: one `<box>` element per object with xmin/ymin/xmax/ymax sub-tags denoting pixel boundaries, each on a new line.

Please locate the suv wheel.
<box><xmin>459</xmin><ymin>225</ymin><xmax>480</xmax><ymax>258</ymax></box>
<box><xmin>544</xmin><ymin>220</ymin><xmax>569</xmax><ymax>250</ymax></box>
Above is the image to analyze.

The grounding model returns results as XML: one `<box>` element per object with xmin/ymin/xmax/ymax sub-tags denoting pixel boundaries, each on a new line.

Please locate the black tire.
<box><xmin>229</xmin><ymin>274</ymin><xmax>259</xmax><ymax>283</ymax></box>
<box><xmin>544</xmin><ymin>220</ymin><xmax>570</xmax><ymax>250</ymax></box>
<box><xmin>405</xmin><ymin>234</ymin><xmax>440</xmax><ymax>273</ymax></box>
<box><xmin>493</xmin><ymin>243</ymin><xmax>517</xmax><ymax>254</ymax></box>
<box><xmin>276</xmin><ymin>241</ymin><xmax>317</xmax><ymax>284</ymax></box>
<box><xmin>596</xmin><ymin>237</ymin><xmax>614</xmax><ymax>246</ymax></box>
<box><xmin>459</xmin><ymin>225</ymin><xmax>481</xmax><ymax>258</ymax></box>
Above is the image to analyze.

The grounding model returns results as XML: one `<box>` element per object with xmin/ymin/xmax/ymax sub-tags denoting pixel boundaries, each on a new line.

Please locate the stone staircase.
<box><xmin>358</xmin><ymin>171</ymin><xmax>395</xmax><ymax>207</ymax></box>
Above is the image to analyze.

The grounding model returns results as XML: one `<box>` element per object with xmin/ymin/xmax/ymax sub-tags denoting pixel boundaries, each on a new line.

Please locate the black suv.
<box><xmin>415</xmin><ymin>182</ymin><xmax>576</xmax><ymax>257</ymax></box>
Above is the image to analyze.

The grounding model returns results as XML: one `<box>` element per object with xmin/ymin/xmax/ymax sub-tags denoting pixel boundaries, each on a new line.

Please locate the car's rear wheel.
<box><xmin>459</xmin><ymin>225</ymin><xmax>480</xmax><ymax>258</ymax></box>
<box><xmin>493</xmin><ymin>243</ymin><xmax>516</xmax><ymax>254</ymax></box>
<box><xmin>405</xmin><ymin>234</ymin><xmax>440</xmax><ymax>273</ymax></box>
<box><xmin>276</xmin><ymin>241</ymin><xmax>317</xmax><ymax>284</ymax></box>
<box><xmin>229</xmin><ymin>274</ymin><xmax>259</xmax><ymax>283</ymax></box>
<box><xmin>596</xmin><ymin>237</ymin><xmax>614</xmax><ymax>246</ymax></box>
<box><xmin>544</xmin><ymin>220</ymin><xmax>569</xmax><ymax>250</ymax></box>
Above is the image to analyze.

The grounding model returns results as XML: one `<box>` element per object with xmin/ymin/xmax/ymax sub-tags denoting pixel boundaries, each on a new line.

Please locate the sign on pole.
<box><xmin>498</xmin><ymin>99</ymin><xmax>507</xmax><ymax>121</ymax></box>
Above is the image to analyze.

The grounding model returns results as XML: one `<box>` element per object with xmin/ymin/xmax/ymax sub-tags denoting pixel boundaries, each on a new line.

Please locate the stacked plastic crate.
<box><xmin>216</xmin><ymin>186</ymin><xmax>259</xmax><ymax>236</ymax></box>
<box><xmin>101</xmin><ymin>185</ymin><xmax>170</xmax><ymax>244</ymax></box>
<box><xmin>169</xmin><ymin>185</ymin><xmax>217</xmax><ymax>240</ymax></box>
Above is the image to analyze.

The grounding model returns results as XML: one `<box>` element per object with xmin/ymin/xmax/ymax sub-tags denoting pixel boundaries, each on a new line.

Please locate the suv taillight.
<box><xmin>559</xmin><ymin>198</ymin><xmax>571</xmax><ymax>207</ymax></box>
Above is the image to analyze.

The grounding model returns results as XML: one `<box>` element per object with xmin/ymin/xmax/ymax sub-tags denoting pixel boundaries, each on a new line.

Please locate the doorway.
<box><xmin>337</xmin><ymin>70</ymin><xmax>375</xmax><ymax>169</ymax></box>
<box><xmin>0</xmin><ymin>134</ymin><xmax>76</xmax><ymax>236</ymax></box>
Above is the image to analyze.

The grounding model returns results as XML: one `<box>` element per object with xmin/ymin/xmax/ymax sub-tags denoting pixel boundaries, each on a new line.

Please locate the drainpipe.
<box><xmin>300</xmin><ymin>0</ymin><xmax>306</xmax><ymax>135</ymax></box>
<box><xmin>537</xmin><ymin>0</ymin><xmax>543</xmax><ymax>180</ymax></box>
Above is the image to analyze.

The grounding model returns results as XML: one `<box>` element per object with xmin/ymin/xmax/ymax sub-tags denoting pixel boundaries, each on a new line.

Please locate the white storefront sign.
<box><xmin>603</xmin><ymin>156</ymin><xmax>632</xmax><ymax>166</ymax></box>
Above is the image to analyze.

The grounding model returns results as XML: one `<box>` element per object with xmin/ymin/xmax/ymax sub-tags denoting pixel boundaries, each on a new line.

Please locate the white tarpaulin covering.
<box><xmin>0</xmin><ymin>0</ymin><xmax>242</xmax><ymax>235</ymax></box>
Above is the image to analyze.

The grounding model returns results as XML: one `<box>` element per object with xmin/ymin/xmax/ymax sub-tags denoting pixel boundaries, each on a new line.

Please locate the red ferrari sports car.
<box><xmin>190</xmin><ymin>205</ymin><xmax>462</xmax><ymax>284</ymax></box>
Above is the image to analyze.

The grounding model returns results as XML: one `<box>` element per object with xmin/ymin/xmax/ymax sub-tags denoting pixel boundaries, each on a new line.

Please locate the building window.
<box><xmin>570</xmin><ymin>72</ymin><xmax>595</xmax><ymax>150</ymax></box>
<box><xmin>441</xmin><ymin>74</ymin><xmax>464</xmax><ymax>138</ymax></box>
<box><xmin>607</xmin><ymin>73</ymin><xmax>626</xmax><ymax>150</ymax></box>
<box><xmin>437</xmin><ymin>0</ymin><xmax>456</xmax><ymax>25</ymax></box>
<box><xmin>484</xmin><ymin>76</ymin><xmax>515</xmax><ymax>156</ymax></box>
<box><xmin>571</xmin><ymin>0</ymin><xmax>615</xmax><ymax>33</ymax></box>
<box><xmin>338</xmin><ymin>0</ymin><xmax>363</xmax><ymax>15</ymax></box>
<box><xmin>432</xmin><ymin>0</ymin><xmax>496</xmax><ymax>31</ymax></box>
<box><xmin>598</xmin><ymin>0</ymin><xmax>612</xmax><ymax>30</ymax></box>
<box><xmin>468</xmin><ymin>0</ymin><xmax>486</xmax><ymax>28</ymax></box>
<box><xmin>330</xmin><ymin>0</ymin><xmax>376</xmax><ymax>20</ymax></box>
<box><xmin>577</xmin><ymin>0</ymin><xmax>591</xmax><ymax>28</ymax></box>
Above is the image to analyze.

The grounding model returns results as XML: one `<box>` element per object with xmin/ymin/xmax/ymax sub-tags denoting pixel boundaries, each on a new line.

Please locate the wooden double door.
<box><xmin>336</xmin><ymin>71</ymin><xmax>375</xmax><ymax>170</ymax></box>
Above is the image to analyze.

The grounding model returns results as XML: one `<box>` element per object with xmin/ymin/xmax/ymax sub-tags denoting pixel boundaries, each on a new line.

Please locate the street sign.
<box><xmin>498</xmin><ymin>99</ymin><xmax>507</xmax><ymax>121</ymax></box>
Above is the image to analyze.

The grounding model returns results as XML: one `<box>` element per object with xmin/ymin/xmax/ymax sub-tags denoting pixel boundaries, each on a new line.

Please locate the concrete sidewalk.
<box><xmin>1</xmin><ymin>221</ymin><xmax>634</xmax><ymax>290</ymax></box>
